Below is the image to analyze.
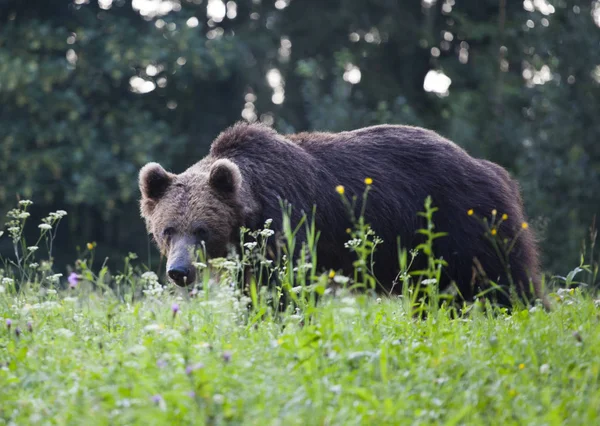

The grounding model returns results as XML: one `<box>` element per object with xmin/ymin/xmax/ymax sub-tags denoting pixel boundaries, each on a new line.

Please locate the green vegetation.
<box><xmin>1</xmin><ymin>200</ymin><xmax>599</xmax><ymax>425</ymax></box>
<box><xmin>1</xmin><ymin>1</ymin><xmax>600</xmax><ymax>276</ymax></box>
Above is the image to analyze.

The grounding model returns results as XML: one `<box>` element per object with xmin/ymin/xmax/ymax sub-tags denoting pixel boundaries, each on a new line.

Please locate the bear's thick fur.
<box><xmin>139</xmin><ymin>122</ymin><xmax>545</xmax><ymax>306</ymax></box>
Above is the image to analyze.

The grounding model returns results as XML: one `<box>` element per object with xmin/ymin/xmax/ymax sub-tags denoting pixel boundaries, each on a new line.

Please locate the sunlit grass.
<box><xmin>1</xmin><ymin>199</ymin><xmax>599</xmax><ymax>424</ymax></box>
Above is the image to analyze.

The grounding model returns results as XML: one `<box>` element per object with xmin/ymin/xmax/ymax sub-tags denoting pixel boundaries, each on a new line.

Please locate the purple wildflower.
<box><xmin>6</xmin><ymin>319</ymin><xmax>11</xmax><ymax>330</ymax></box>
<box><xmin>187</xmin><ymin>391</ymin><xmax>196</xmax><ymax>398</ymax></box>
<box><xmin>15</xmin><ymin>327</ymin><xmax>21</xmax><ymax>338</ymax></box>
<box><xmin>171</xmin><ymin>303</ymin><xmax>179</xmax><ymax>318</ymax></box>
<box><xmin>156</xmin><ymin>359</ymin><xmax>168</xmax><ymax>369</ymax></box>
<box><xmin>151</xmin><ymin>394</ymin><xmax>163</xmax><ymax>404</ymax></box>
<box><xmin>68</xmin><ymin>272</ymin><xmax>79</xmax><ymax>289</ymax></box>
<box><xmin>222</xmin><ymin>350</ymin><xmax>232</xmax><ymax>363</ymax></box>
<box><xmin>185</xmin><ymin>362</ymin><xmax>204</xmax><ymax>375</ymax></box>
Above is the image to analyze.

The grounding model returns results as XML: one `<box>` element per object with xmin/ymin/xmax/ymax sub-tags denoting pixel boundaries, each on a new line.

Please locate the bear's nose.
<box><xmin>167</xmin><ymin>266</ymin><xmax>190</xmax><ymax>286</ymax></box>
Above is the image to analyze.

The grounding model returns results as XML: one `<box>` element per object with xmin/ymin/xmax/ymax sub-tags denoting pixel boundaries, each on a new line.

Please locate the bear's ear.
<box><xmin>139</xmin><ymin>162</ymin><xmax>173</xmax><ymax>202</ymax></box>
<box><xmin>209</xmin><ymin>159</ymin><xmax>241</xmax><ymax>194</ymax></box>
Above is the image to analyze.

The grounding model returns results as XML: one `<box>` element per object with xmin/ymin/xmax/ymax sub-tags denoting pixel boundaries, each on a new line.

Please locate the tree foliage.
<box><xmin>1</xmin><ymin>0</ymin><xmax>599</xmax><ymax>274</ymax></box>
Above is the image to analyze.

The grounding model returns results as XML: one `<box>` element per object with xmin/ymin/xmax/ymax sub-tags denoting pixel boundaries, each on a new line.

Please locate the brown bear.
<box><xmin>139</xmin><ymin>121</ymin><xmax>545</xmax><ymax>307</ymax></box>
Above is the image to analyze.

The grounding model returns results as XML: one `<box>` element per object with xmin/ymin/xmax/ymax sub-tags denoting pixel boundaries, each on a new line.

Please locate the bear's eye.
<box><xmin>162</xmin><ymin>227</ymin><xmax>175</xmax><ymax>242</ymax></box>
<box><xmin>194</xmin><ymin>226</ymin><xmax>210</xmax><ymax>243</ymax></box>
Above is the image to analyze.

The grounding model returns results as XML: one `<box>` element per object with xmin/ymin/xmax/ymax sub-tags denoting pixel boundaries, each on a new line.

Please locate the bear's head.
<box><xmin>138</xmin><ymin>159</ymin><xmax>244</xmax><ymax>287</ymax></box>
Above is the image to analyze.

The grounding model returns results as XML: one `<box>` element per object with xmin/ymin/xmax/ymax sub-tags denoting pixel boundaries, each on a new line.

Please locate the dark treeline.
<box><xmin>1</xmin><ymin>0</ymin><xmax>599</xmax><ymax>277</ymax></box>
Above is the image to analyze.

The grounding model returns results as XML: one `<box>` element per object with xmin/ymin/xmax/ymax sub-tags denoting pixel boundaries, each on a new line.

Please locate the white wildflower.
<box><xmin>8</xmin><ymin>226</ymin><xmax>20</xmax><ymax>234</ymax></box>
<box><xmin>540</xmin><ymin>364</ymin><xmax>550</xmax><ymax>374</ymax></box>
<box><xmin>193</xmin><ymin>262</ymin><xmax>207</xmax><ymax>269</ymax></box>
<box><xmin>333</xmin><ymin>275</ymin><xmax>350</xmax><ymax>285</ymax></box>
<box><xmin>18</xmin><ymin>200</ymin><xmax>33</xmax><ymax>206</ymax></box>
<box><xmin>38</xmin><ymin>224</ymin><xmax>52</xmax><ymax>230</ymax></box>
<box><xmin>344</xmin><ymin>238</ymin><xmax>362</xmax><ymax>248</ymax></box>
<box><xmin>244</xmin><ymin>242</ymin><xmax>258</xmax><ymax>250</ymax></box>
<box><xmin>29</xmin><ymin>263</ymin><xmax>39</xmax><ymax>269</ymax></box>
<box><xmin>27</xmin><ymin>246</ymin><xmax>39</xmax><ymax>252</ymax></box>
<box><xmin>48</xmin><ymin>273</ymin><xmax>63</xmax><ymax>282</ymax></box>
<box><xmin>2</xmin><ymin>277</ymin><xmax>14</xmax><ymax>286</ymax></box>
<box><xmin>213</xmin><ymin>394</ymin><xmax>225</xmax><ymax>404</ymax></box>
<box><xmin>47</xmin><ymin>289</ymin><xmax>57</xmax><ymax>295</ymax></box>
<box><xmin>0</xmin><ymin>285</ymin><xmax>4</xmax><ymax>293</ymax></box>
<box><xmin>259</xmin><ymin>229</ymin><xmax>275</xmax><ymax>238</ymax></box>
<box><xmin>264</xmin><ymin>218</ymin><xmax>273</xmax><ymax>227</ymax></box>
<box><xmin>18</xmin><ymin>212</ymin><xmax>30</xmax><ymax>219</ymax></box>
<box><xmin>141</xmin><ymin>271</ymin><xmax>159</xmax><ymax>282</ymax></box>
<box><xmin>55</xmin><ymin>210</ymin><xmax>67</xmax><ymax>217</ymax></box>
<box><xmin>55</xmin><ymin>328</ymin><xmax>75</xmax><ymax>338</ymax></box>
<box><xmin>421</xmin><ymin>278</ymin><xmax>437</xmax><ymax>286</ymax></box>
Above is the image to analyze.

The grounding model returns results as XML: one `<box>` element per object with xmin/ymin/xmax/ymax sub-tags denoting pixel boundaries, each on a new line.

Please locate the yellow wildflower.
<box><xmin>502</xmin><ymin>213</ymin><xmax>508</xmax><ymax>220</ymax></box>
<box><xmin>87</xmin><ymin>242</ymin><xmax>94</xmax><ymax>250</ymax></box>
<box><xmin>335</xmin><ymin>185</ymin><xmax>345</xmax><ymax>195</ymax></box>
<box><xmin>364</xmin><ymin>177</ymin><xmax>373</xmax><ymax>185</ymax></box>
<box><xmin>519</xmin><ymin>363</ymin><xmax>525</xmax><ymax>370</ymax></box>
<box><xmin>521</xmin><ymin>222</ymin><xmax>529</xmax><ymax>230</ymax></box>
<box><xmin>492</xmin><ymin>209</ymin><xmax>497</xmax><ymax>216</ymax></box>
<box><xmin>467</xmin><ymin>209</ymin><xmax>474</xmax><ymax>216</ymax></box>
<box><xmin>346</xmin><ymin>228</ymin><xmax>352</xmax><ymax>234</ymax></box>
<box><xmin>491</xmin><ymin>228</ymin><xmax>497</xmax><ymax>236</ymax></box>
<box><xmin>328</xmin><ymin>270</ymin><xmax>336</xmax><ymax>279</ymax></box>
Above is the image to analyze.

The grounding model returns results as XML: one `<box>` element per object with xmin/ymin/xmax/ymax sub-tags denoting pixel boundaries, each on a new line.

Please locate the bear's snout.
<box><xmin>167</xmin><ymin>265</ymin><xmax>193</xmax><ymax>287</ymax></box>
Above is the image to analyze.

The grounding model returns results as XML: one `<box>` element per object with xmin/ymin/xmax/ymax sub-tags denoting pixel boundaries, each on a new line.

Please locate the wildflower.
<box><xmin>193</xmin><ymin>262</ymin><xmax>207</xmax><ymax>269</ymax></box>
<box><xmin>185</xmin><ymin>363</ymin><xmax>204</xmax><ymax>375</ymax></box>
<box><xmin>421</xmin><ymin>278</ymin><xmax>437</xmax><ymax>286</ymax></box>
<box><xmin>19</xmin><ymin>200</ymin><xmax>33</xmax><ymax>206</ymax></box>
<box><xmin>264</xmin><ymin>218</ymin><xmax>273</xmax><ymax>227</ymax></box>
<box><xmin>335</xmin><ymin>185</ymin><xmax>345</xmax><ymax>195</ymax></box>
<box><xmin>539</xmin><ymin>364</ymin><xmax>550</xmax><ymax>374</ymax></box>
<box><xmin>244</xmin><ymin>242</ymin><xmax>258</xmax><ymax>250</ymax></box>
<box><xmin>18</xmin><ymin>212</ymin><xmax>31</xmax><ymax>219</ymax></box>
<box><xmin>259</xmin><ymin>229</ymin><xmax>275</xmax><ymax>238</ymax></box>
<box><xmin>222</xmin><ymin>350</ymin><xmax>232</xmax><ymax>363</ymax></box>
<box><xmin>15</xmin><ymin>327</ymin><xmax>21</xmax><ymax>338</ymax></box>
<box><xmin>38</xmin><ymin>223</ymin><xmax>52</xmax><ymax>231</ymax></box>
<box><xmin>0</xmin><ymin>285</ymin><xmax>4</xmax><ymax>293</ymax></box>
<box><xmin>518</xmin><ymin>363</ymin><xmax>525</xmax><ymax>370</ymax></box>
<box><xmin>6</xmin><ymin>319</ymin><xmax>11</xmax><ymax>330</ymax></box>
<box><xmin>213</xmin><ymin>394</ymin><xmax>225</xmax><ymax>404</ymax></box>
<box><xmin>508</xmin><ymin>389</ymin><xmax>517</xmax><ymax>398</ymax></box>
<box><xmin>68</xmin><ymin>272</ymin><xmax>79</xmax><ymax>289</ymax></box>
<box><xmin>502</xmin><ymin>213</ymin><xmax>508</xmax><ymax>220</ymax></box>
<box><xmin>141</xmin><ymin>271</ymin><xmax>159</xmax><ymax>282</ymax></box>
<box><xmin>346</xmin><ymin>228</ymin><xmax>351</xmax><ymax>234</ymax></box>
<box><xmin>172</xmin><ymin>303</ymin><xmax>179</xmax><ymax>317</ymax></box>
<box><xmin>364</xmin><ymin>177</ymin><xmax>373</xmax><ymax>185</ymax></box>
<box><xmin>48</xmin><ymin>273</ymin><xmax>63</xmax><ymax>283</ymax></box>
<box><xmin>87</xmin><ymin>242</ymin><xmax>94</xmax><ymax>250</ymax></box>
<box><xmin>55</xmin><ymin>210</ymin><xmax>67</xmax><ymax>217</ymax></box>
<box><xmin>328</xmin><ymin>270</ymin><xmax>336</xmax><ymax>279</ymax></box>
<box><xmin>521</xmin><ymin>222</ymin><xmax>529</xmax><ymax>229</ymax></box>
<box><xmin>2</xmin><ymin>277</ymin><xmax>14</xmax><ymax>286</ymax></box>
<box><xmin>27</xmin><ymin>246</ymin><xmax>38</xmax><ymax>252</ymax></box>
<box><xmin>467</xmin><ymin>209</ymin><xmax>474</xmax><ymax>216</ymax></box>
<box><xmin>151</xmin><ymin>394</ymin><xmax>163</xmax><ymax>404</ymax></box>
<box><xmin>491</xmin><ymin>228</ymin><xmax>497</xmax><ymax>236</ymax></box>
<box><xmin>492</xmin><ymin>209</ymin><xmax>497</xmax><ymax>216</ymax></box>
<box><xmin>187</xmin><ymin>391</ymin><xmax>196</xmax><ymax>398</ymax></box>
<box><xmin>29</xmin><ymin>263</ymin><xmax>39</xmax><ymax>269</ymax></box>
<box><xmin>27</xmin><ymin>321</ymin><xmax>33</xmax><ymax>333</ymax></box>
<box><xmin>333</xmin><ymin>275</ymin><xmax>350</xmax><ymax>285</ymax></box>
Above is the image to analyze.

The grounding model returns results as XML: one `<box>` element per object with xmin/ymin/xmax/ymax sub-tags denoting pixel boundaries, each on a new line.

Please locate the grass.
<box><xmin>1</xmin><ymin>199</ymin><xmax>600</xmax><ymax>425</ymax></box>
<box><xmin>1</xmin><ymin>284</ymin><xmax>600</xmax><ymax>425</ymax></box>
